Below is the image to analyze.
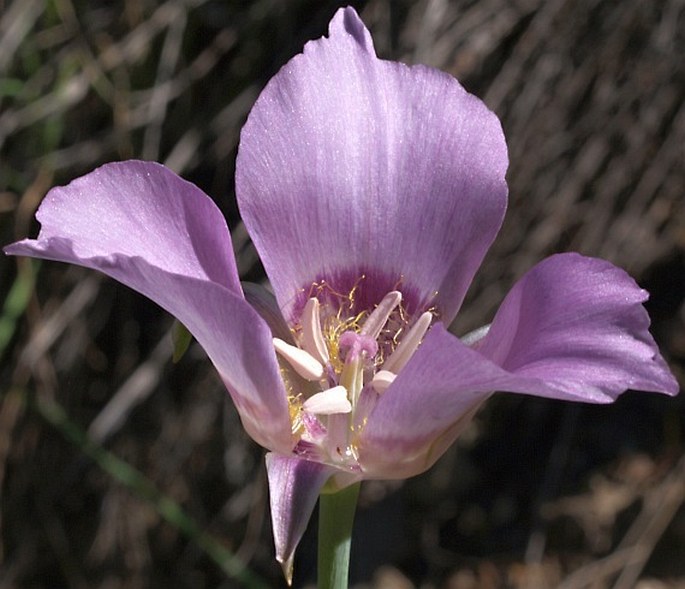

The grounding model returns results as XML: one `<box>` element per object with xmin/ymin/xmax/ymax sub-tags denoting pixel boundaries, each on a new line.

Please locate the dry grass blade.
<box><xmin>0</xmin><ymin>0</ymin><xmax>44</xmax><ymax>72</ymax></box>
<box><xmin>87</xmin><ymin>330</ymin><xmax>172</xmax><ymax>445</ymax></box>
<box><xmin>557</xmin><ymin>456</ymin><xmax>685</xmax><ymax>589</ymax></box>
<box><xmin>0</xmin><ymin>0</ymin><xmax>682</xmax><ymax>586</ymax></box>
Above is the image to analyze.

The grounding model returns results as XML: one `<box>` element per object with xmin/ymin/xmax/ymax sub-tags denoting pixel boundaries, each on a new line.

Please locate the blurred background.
<box><xmin>0</xmin><ymin>0</ymin><xmax>683</xmax><ymax>587</ymax></box>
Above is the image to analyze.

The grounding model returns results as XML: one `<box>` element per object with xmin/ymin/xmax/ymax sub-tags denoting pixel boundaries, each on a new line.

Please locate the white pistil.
<box><xmin>371</xmin><ymin>370</ymin><xmax>396</xmax><ymax>393</ymax></box>
<box><xmin>301</xmin><ymin>297</ymin><xmax>329</xmax><ymax>364</ymax></box>
<box><xmin>382</xmin><ymin>311</ymin><xmax>433</xmax><ymax>373</ymax></box>
<box><xmin>273</xmin><ymin>337</ymin><xmax>324</xmax><ymax>381</ymax></box>
<box><xmin>302</xmin><ymin>385</ymin><xmax>351</xmax><ymax>415</ymax></box>
<box><xmin>361</xmin><ymin>290</ymin><xmax>402</xmax><ymax>339</ymax></box>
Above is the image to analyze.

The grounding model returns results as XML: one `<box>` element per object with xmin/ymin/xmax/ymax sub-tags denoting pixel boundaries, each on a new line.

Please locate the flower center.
<box><xmin>272</xmin><ymin>288</ymin><xmax>433</xmax><ymax>466</ymax></box>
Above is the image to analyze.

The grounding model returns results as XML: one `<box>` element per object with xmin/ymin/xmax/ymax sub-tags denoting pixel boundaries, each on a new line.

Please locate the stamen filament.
<box><xmin>273</xmin><ymin>337</ymin><xmax>324</xmax><ymax>381</ymax></box>
<box><xmin>382</xmin><ymin>311</ymin><xmax>433</xmax><ymax>373</ymax></box>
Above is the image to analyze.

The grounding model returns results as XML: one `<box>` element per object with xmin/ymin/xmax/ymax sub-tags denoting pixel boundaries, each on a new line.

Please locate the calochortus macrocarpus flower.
<box><xmin>6</xmin><ymin>6</ymin><xmax>678</xmax><ymax>582</ymax></box>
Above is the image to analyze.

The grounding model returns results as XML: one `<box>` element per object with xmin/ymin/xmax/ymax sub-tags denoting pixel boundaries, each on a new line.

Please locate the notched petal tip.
<box><xmin>237</xmin><ymin>6</ymin><xmax>507</xmax><ymax>323</ymax></box>
<box><xmin>329</xmin><ymin>6</ymin><xmax>375</xmax><ymax>54</ymax></box>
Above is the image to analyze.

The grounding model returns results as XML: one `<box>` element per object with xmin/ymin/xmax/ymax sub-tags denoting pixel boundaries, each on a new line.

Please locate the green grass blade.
<box><xmin>28</xmin><ymin>391</ymin><xmax>269</xmax><ymax>589</ymax></box>
<box><xmin>0</xmin><ymin>261</ymin><xmax>38</xmax><ymax>360</ymax></box>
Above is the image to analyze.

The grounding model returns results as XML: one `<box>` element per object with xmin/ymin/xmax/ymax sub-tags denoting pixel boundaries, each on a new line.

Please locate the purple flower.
<box><xmin>5</xmin><ymin>6</ymin><xmax>678</xmax><ymax>580</ymax></box>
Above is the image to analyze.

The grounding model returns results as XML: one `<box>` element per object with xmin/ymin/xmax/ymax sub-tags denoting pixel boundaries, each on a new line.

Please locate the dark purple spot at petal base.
<box><xmin>291</xmin><ymin>268</ymin><xmax>434</xmax><ymax>325</ymax></box>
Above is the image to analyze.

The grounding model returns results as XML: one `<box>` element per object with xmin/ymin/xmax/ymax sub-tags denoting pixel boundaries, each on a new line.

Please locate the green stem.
<box><xmin>317</xmin><ymin>482</ymin><xmax>360</xmax><ymax>589</ymax></box>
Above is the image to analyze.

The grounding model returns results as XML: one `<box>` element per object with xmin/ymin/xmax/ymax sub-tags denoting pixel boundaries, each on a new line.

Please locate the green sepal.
<box><xmin>171</xmin><ymin>319</ymin><xmax>193</xmax><ymax>363</ymax></box>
